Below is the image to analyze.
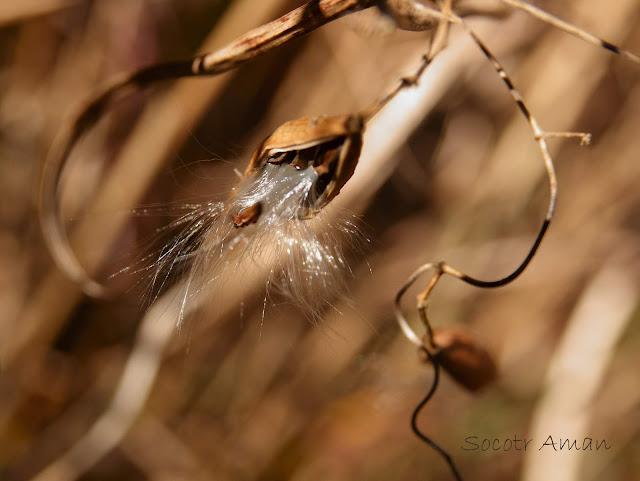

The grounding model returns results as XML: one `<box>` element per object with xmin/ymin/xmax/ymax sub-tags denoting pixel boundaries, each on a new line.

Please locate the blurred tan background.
<box><xmin>0</xmin><ymin>1</ymin><xmax>639</xmax><ymax>480</ymax></box>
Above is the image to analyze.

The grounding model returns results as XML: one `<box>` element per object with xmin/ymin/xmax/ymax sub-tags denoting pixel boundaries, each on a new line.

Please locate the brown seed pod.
<box><xmin>428</xmin><ymin>326</ymin><xmax>497</xmax><ymax>391</ymax></box>
<box><xmin>243</xmin><ymin>114</ymin><xmax>364</xmax><ymax>219</ymax></box>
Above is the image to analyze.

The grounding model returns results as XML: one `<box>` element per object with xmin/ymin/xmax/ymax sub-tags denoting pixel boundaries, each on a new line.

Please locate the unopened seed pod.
<box><xmin>428</xmin><ymin>326</ymin><xmax>497</xmax><ymax>391</ymax></box>
<box><xmin>242</xmin><ymin>114</ymin><xmax>364</xmax><ymax>220</ymax></box>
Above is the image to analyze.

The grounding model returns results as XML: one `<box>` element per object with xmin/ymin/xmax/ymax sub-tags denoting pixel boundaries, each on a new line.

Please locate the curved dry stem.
<box><xmin>501</xmin><ymin>0</ymin><xmax>640</xmax><ymax>64</ymax></box>
<box><xmin>39</xmin><ymin>0</ymin><xmax>376</xmax><ymax>298</ymax></box>
<box><xmin>361</xmin><ymin>0</ymin><xmax>458</xmax><ymax>121</ymax></box>
<box><xmin>394</xmin><ymin>263</ymin><xmax>437</xmax><ymax>347</ymax></box>
<box><xmin>412</xmin><ymin>346</ymin><xmax>464</xmax><ymax>481</ymax></box>
<box><xmin>393</xmin><ymin>14</ymin><xmax>591</xmax><ymax>347</ymax></box>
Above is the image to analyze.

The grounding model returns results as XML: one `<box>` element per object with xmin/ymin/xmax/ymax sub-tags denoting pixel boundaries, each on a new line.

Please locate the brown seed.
<box><xmin>233</xmin><ymin>202</ymin><xmax>262</xmax><ymax>228</ymax></box>
<box><xmin>429</xmin><ymin>326</ymin><xmax>497</xmax><ymax>392</ymax></box>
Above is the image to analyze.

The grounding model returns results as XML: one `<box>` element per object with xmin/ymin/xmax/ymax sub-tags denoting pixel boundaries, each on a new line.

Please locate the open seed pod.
<box><xmin>238</xmin><ymin>114</ymin><xmax>364</xmax><ymax>224</ymax></box>
<box><xmin>428</xmin><ymin>326</ymin><xmax>497</xmax><ymax>391</ymax></box>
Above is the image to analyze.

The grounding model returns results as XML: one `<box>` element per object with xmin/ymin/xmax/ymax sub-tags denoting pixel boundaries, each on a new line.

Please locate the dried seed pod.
<box><xmin>242</xmin><ymin>114</ymin><xmax>364</xmax><ymax>220</ymax></box>
<box><xmin>428</xmin><ymin>326</ymin><xmax>497</xmax><ymax>391</ymax></box>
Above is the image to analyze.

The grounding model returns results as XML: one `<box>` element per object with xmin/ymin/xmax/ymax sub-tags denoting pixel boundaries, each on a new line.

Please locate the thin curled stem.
<box><xmin>394</xmin><ymin>14</ymin><xmax>590</xmax><ymax>348</ymax></box>
<box><xmin>412</xmin><ymin>346</ymin><xmax>464</xmax><ymax>481</ymax></box>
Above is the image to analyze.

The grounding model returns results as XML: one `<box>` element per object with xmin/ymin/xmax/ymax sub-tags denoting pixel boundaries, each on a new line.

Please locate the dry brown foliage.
<box><xmin>0</xmin><ymin>1</ymin><xmax>638</xmax><ymax>480</ymax></box>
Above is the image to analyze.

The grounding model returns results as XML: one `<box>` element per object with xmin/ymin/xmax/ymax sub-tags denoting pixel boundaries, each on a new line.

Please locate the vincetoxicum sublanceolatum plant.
<box><xmin>38</xmin><ymin>0</ymin><xmax>640</xmax><ymax>479</ymax></box>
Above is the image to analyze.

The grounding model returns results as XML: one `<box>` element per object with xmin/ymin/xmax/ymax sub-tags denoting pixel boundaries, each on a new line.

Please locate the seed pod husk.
<box><xmin>244</xmin><ymin>114</ymin><xmax>364</xmax><ymax>218</ymax></box>
<box><xmin>429</xmin><ymin>326</ymin><xmax>497</xmax><ymax>391</ymax></box>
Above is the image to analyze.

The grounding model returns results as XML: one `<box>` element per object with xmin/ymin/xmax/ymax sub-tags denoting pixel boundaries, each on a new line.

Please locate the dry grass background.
<box><xmin>0</xmin><ymin>1</ymin><xmax>639</xmax><ymax>480</ymax></box>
